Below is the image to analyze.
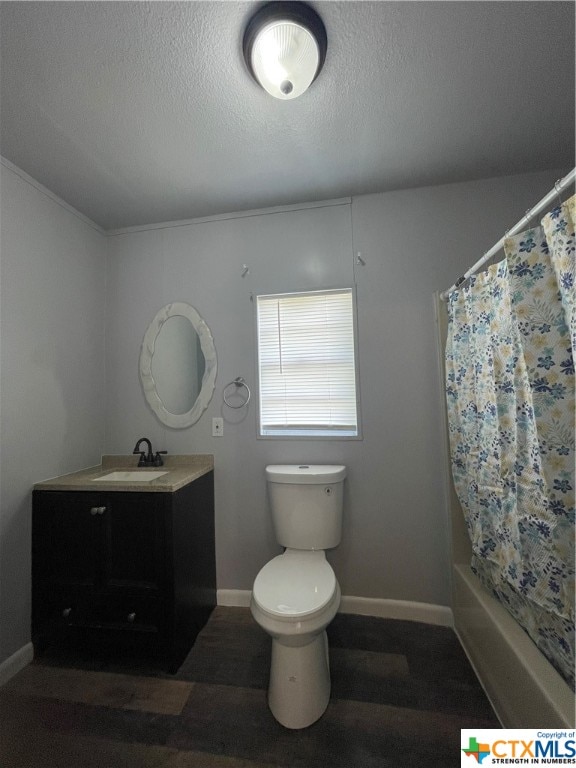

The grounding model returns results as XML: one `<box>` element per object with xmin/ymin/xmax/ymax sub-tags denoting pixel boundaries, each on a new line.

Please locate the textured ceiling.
<box><xmin>1</xmin><ymin>1</ymin><xmax>574</xmax><ymax>230</ymax></box>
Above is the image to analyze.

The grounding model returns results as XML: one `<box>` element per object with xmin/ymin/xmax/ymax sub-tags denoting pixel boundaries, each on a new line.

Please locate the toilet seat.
<box><xmin>253</xmin><ymin>550</ymin><xmax>336</xmax><ymax>619</ymax></box>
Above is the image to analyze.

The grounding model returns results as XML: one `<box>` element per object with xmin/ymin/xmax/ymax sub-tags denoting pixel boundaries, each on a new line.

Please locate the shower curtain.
<box><xmin>445</xmin><ymin>195</ymin><xmax>575</xmax><ymax>689</ymax></box>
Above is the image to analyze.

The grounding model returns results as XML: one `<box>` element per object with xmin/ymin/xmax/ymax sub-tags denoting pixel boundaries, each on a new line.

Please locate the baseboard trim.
<box><xmin>217</xmin><ymin>589</ymin><xmax>453</xmax><ymax>627</ymax></box>
<box><xmin>218</xmin><ymin>589</ymin><xmax>252</xmax><ymax>607</ymax></box>
<box><xmin>0</xmin><ymin>642</ymin><xmax>34</xmax><ymax>687</ymax></box>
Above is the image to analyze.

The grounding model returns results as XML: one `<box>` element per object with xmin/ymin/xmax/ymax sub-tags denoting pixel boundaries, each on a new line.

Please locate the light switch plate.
<box><xmin>212</xmin><ymin>417</ymin><xmax>224</xmax><ymax>437</ymax></box>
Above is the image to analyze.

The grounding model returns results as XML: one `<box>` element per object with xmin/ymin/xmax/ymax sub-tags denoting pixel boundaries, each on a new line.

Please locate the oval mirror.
<box><xmin>139</xmin><ymin>302</ymin><xmax>217</xmax><ymax>428</ymax></box>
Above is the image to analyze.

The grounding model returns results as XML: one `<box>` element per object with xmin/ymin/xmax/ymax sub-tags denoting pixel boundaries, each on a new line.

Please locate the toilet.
<box><xmin>250</xmin><ymin>464</ymin><xmax>346</xmax><ymax>729</ymax></box>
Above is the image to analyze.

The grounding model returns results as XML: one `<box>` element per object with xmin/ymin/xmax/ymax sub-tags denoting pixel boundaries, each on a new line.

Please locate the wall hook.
<box><xmin>241</xmin><ymin>264</ymin><xmax>250</xmax><ymax>278</ymax></box>
<box><xmin>356</xmin><ymin>253</ymin><xmax>366</xmax><ymax>266</ymax></box>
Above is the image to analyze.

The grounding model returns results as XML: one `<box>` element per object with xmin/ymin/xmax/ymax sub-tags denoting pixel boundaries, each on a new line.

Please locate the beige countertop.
<box><xmin>33</xmin><ymin>454</ymin><xmax>214</xmax><ymax>493</ymax></box>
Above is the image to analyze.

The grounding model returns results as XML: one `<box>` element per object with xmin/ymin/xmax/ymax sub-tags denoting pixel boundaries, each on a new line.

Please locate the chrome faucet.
<box><xmin>132</xmin><ymin>437</ymin><xmax>167</xmax><ymax>467</ymax></box>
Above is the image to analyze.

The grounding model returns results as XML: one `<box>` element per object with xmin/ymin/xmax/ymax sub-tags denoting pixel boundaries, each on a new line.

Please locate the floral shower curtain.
<box><xmin>445</xmin><ymin>195</ymin><xmax>575</xmax><ymax>689</ymax></box>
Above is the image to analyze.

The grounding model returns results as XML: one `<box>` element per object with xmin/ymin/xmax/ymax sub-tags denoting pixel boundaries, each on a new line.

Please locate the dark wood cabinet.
<box><xmin>32</xmin><ymin>470</ymin><xmax>215</xmax><ymax>672</ymax></box>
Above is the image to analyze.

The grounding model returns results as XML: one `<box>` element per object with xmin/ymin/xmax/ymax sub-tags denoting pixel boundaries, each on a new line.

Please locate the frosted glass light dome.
<box><xmin>243</xmin><ymin>3</ymin><xmax>327</xmax><ymax>100</ymax></box>
<box><xmin>251</xmin><ymin>20</ymin><xmax>319</xmax><ymax>100</ymax></box>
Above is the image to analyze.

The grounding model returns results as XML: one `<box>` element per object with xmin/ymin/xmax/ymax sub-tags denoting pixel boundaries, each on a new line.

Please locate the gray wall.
<box><xmin>105</xmin><ymin>167</ymin><xmax>567</xmax><ymax>607</ymax></box>
<box><xmin>0</xmin><ymin>162</ymin><xmax>107</xmax><ymax>665</ymax></box>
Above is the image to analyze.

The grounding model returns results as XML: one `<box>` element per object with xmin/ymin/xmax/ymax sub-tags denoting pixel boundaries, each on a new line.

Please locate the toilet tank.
<box><xmin>265</xmin><ymin>465</ymin><xmax>346</xmax><ymax>550</ymax></box>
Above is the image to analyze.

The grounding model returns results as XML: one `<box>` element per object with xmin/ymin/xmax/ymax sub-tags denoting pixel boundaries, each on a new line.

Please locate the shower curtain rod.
<box><xmin>441</xmin><ymin>167</ymin><xmax>576</xmax><ymax>300</ymax></box>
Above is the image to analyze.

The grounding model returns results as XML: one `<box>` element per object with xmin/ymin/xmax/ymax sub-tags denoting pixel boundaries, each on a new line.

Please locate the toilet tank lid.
<box><xmin>265</xmin><ymin>465</ymin><xmax>346</xmax><ymax>484</ymax></box>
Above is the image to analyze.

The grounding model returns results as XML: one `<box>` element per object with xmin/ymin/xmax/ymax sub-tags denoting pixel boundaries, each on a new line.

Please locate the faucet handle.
<box><xmin>154</xmin><ymin>451</ymin><xmax>167</xmax><ymax>467</ymax></box>
<box><xmin>134</xmin><ymin>450</ymin><xmax>146</xmax><ymax>466</ymax></box>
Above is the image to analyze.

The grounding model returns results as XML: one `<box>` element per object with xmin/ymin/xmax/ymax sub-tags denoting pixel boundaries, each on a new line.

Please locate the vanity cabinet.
<box><xmin>32</xmin><ymin>470</ymin><xmax>215</xmax><ymax>672</ymax></box>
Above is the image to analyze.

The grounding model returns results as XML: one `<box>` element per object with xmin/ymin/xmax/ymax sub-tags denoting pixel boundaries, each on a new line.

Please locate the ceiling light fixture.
<box><xmin>243</xmin><ymin>2</ymin><xmax>327</xmax><ymax>100</ymax></box>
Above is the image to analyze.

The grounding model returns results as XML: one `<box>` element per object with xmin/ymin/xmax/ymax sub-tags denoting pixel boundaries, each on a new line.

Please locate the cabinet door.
<box><xmin>102</xmin><ymin>493</ymin><xmax>165</xmax><ymax>591</ymax></box>
<box><xmin>33</xmin><ymin>491</ymin><xmax>102</xmax><ymax>588</ymax></box>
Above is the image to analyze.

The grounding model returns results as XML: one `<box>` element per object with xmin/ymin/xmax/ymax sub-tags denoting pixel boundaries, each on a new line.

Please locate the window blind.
<box><xmin>257</xmin><ymin>288</ymin><xmax>359</xmax><ymax>437</ymax></box>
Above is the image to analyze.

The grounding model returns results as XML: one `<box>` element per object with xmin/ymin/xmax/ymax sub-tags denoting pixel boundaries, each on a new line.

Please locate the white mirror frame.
<box><xmin>139</xmin><ymin>302</ymin><xmax>217</xmax><ymax>429</ymax></box>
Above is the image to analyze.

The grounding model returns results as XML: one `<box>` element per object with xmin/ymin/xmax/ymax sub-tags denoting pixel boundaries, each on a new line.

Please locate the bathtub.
<box><xmin>453</xmin><ymin>563</ymin><xmax>574</xmax><ymax>727</ymax></box>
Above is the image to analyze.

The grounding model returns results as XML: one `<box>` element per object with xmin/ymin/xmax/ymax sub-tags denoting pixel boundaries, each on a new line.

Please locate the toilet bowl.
<box><xmin>250</xmin><ymin>464</ymin><xmax>346</xmax><ymax>729</ymax></box>
<box><xmin>251</xmin><ymin>550</ymin><xmax>341</xmax><ymax>729</ymax></box>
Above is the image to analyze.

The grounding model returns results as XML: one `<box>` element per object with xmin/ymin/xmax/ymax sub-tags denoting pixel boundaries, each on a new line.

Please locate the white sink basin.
<box><xmin>94</xmin><ymin>471</ymin><xmax>168</xmax><ymax>482</ymax></box>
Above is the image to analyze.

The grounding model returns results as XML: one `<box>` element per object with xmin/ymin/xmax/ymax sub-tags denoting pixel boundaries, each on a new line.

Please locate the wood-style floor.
<box><xmin>0</xmin><ymin>607</ymin><xmax>499</xmax><ymax>767</ymax></box>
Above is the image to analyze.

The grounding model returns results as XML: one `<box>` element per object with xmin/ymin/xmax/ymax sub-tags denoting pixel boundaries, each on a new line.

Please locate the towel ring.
<box><xmin>223</xmin><ymin>377</ymin><xmax>251</xmax><ymax>409</ymax></box>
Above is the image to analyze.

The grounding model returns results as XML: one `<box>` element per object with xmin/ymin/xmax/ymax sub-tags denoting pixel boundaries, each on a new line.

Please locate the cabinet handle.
<box><xmin>62</xmin><ymin>607</ymin><xmax>72</xmax><ymax>618</ymax></box>
<box><xmin>127</xmin><ymin>612</ymin><xmax>136</xmax><ymax>623</ymax></box>
<box><xmin>90</xmin><ymin>506</ymin><xmax>106</xmax><ymax>515</ymax></box>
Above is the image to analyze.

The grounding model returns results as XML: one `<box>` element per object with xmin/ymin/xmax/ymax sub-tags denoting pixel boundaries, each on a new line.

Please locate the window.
<box><xmin>256</xmin><ymin>288</ymin><xmax>360</xmax><ymax>438</ymax></box>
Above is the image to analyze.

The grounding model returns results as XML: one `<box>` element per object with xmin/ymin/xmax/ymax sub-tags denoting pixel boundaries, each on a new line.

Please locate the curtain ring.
<box><xmin>554</xmin><ymin>179</ymin><xmax>563</xmax><ymax>207</ymax></box>
<box><xmin>223</xmin><ymin>377</ymin><xmax>251</xmax><ymax>408</ymax></box>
